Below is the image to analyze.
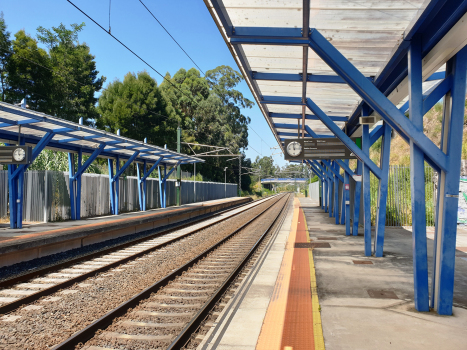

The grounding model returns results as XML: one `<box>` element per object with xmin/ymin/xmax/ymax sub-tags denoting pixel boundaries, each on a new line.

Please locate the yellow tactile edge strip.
<box><xmin>255</xmin><ymin>198</ymin><xmax>299</xmax><ymax>350</ymax></box>
<box><xmin>303</xmin><ymin>212</ymin><xmax>325</xmax><ymax>350</ymax></box>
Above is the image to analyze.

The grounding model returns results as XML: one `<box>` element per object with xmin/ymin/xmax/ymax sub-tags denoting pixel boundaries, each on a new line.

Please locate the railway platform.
<box><xmin>199</xmin><ymin>197</ymin><xmax>467</xmax><ymax>350</ymax></box>
<box><xmin>0</xmin><ymin>196</ymin><xmax>250</xmax><ymax>268</ymax></box>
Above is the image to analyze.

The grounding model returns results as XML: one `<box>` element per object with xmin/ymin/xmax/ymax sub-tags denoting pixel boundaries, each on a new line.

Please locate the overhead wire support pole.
<box><xmin>408</xmin><ymin>34</ymin><xmax>429</xmax><ymax>312</ymax></box>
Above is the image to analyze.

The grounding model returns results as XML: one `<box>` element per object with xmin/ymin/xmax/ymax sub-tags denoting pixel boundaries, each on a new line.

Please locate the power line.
<box><xmin>249</xmin><ymin>126</ymin><xmax>272</xmax><ymax>148</ymax></box>
<box><xmin>66</xmin><ymin>0</ymin><xmax>200</xmax><ymax>108</ymax></box>
<box><xmin>138</xmin><ymin>0</ymin><xmax>205</xmax><ymax>76</ymax></box>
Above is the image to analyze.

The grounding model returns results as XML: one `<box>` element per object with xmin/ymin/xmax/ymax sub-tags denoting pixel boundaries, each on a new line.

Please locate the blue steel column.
<box><xmin>15</xmin><ymin>137</ymin><xmax>25</xmax><ymax>228</ymax></box>
<box><xmin>328</xmin><ymin>176</ymin><xmax>332</xmax><ymax>217</ymax></box>
<box><xmin>143</xmin><ymin>160</ymin><xmax>147</xmax><ymax>211</ymax></box>
<box><xmin>163</xmin><ymin>165</ymin><xmax>167</xmax><ymax>208</ymax></box>
<box><xmin>362</xmin><ymin>106</ymin><xmax>372</xmax><ymax>256</ymax></box>
<box><xmin>76</xmin><ymin>149</ymin><xmax>82</xmax><ymax>219</ymax></box>
<box><xmin>333</xmin><ymin>162</ymin><xmax>339</xmax><ymax>225</ymax></box>
<box><xmin>68</xmin><ymin>153</ymin><xmax>76</xmax><ymax>220</ymax></box>
<box><xmin>344</xmin><ymin>160</ymin><xmax>350</xmax><ymax>235</ymax></box>
<box><xmin>340</xmin><ymin>162</ymin><xmax>345</xmax><ymax>225</ymax></box>
<box><xmin>137</xmin><ymin>163</ymin><xmax>143</xmax><ymax>211</ymax></box>
<box><xmin>115</xmin><ymin>155</ymin><xmax>120</xmax><ymax>215</ymax></box>
<box><xmin>7</xmin><ymin>161</ymin><xmax>17</xmax><ymax>228</ymax></box>
<box><xmin>408</xmin><ymin>35</ymin><xmax>429</xmax><ymax>312</ymax></box>
<box><xmin>433</xmin><ymin>46</ymin><xmax>467</xmax><ymax>315</ymax></box>
<box><xmin>158</xmin><ymin>166</ymin><xmax>163</xmax><ymax>208</ymax></box>
<box><xmin>108</xmin><ymin>159</ymin><xmax>115</xmax><ymax>215</ymax></box>
<box><xmin>323</xmin><ymin>176</ymin><xmax>328</xmax><ymax>213</ymax></box>
<box><xmin>374</xmin><ymin>123</ymin><xmax>391</xmax><ymax>257</ymax></box>
<box><xmin>352</xmin><ymin>161</ymin><xmax>362</xmax><ymax>236</ymax></box>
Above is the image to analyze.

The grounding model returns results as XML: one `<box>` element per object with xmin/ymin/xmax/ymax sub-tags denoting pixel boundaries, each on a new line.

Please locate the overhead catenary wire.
<box><xmin>138</xmin><ymin>0</ymin><xmax>205</xmax><ymax>76</ymax></box>
<box><xmin>66</xmin><ymin>0</ymin><xmax>200</xmax><ymax>109</ymax></box>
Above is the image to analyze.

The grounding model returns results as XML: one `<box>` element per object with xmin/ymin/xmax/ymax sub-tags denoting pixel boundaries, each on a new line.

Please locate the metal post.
<box><xmin>115</xmin><ymin>155</ymin><xmax>120</xmax><ymax>215</ymax></box>
<box><xmin>362</xmin><ymin>107</ymin><xmax>372</xmax><ymax>256</ymax></box>
<box><xmin>163</xmin><ymin>164</ymin><xmax>167</xmax><ymax>208</ymax></box>
<box><xmin>137</xmin><ymin>162</ymin><xmax>143</xmax><ymax>211</ymax></box>
<box><xmin>352</xmin><ymin>161</ymin><xmax>362</xmax><ymax>236</ymax></box>
<box><xmin>158</xmin><ymin>166</ymin><xmax>163</xmax><ymax>208</ymax></box>
<box><xmin>176</xmin><ymin>126</ymin><xmax>181</xmax><ymax>206</ymax></box>
<box><xmin>334</xmin><ymin>162</ymin><xmax>339</xmax><ymax>225</ymax></box>
<box><xmin>68</xmin><ymin>153</ymin><xmax>76</xmax><ymax>220</ymax></box>
<box><xmin>194</xmin><ymin>162</ymin><xmax>196</xmax><ymax>202</ymax></box>
<box><xmin>408</xmin><ymin>35</ymin><xmax>429</xmax><ymax>312</ymax></box>
<box><xmin>433</xmin><ymin>46</ymin><xmax>467</xmax><ymax>315</ymax></box>
<box><xmin>344</xmin><ymin>160</ymin><xmax>350</xmax><ymax>235</ymax></box>
<box><xmin>224</xmin><ymin>167</ymin><xmax>227</xmax><ymax>197</ymax></box>
<box><xmin>76</xmin><ymin>149</ymin><xmax>82</xmax><ymax>219</ymax></box>
<box><xmin>375</xmin><ymin>123</ymin><xmax>391</xmax><ymax>257</ymax></box>
<box><xmin>143</xmin><ymin>160</ymin><xmax>147</xmax><ymax>211</ymax></box>
<box><xmin>108</xmin><ymin>159</ymin><xmax>115</xmax><ymax>214</ymax></box>
<box><xmin>323</xmin><ymin>175</ymin><xmax>329</xmax><ymax>213</ymax></box>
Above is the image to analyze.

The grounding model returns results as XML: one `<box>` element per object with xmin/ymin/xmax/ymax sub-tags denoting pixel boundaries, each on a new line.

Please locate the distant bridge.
<box><xmin>261</xmin><ymin>178</ymin><xmax>307</xmax><ymax>184</ymax></box>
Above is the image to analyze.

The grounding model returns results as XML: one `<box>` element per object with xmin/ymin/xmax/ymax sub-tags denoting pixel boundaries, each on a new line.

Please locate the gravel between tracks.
<box><xmin>0</xmin><ymin>196</ymin><xmax>282</xmax><ymax>350</ymax></box>
<box><xmin>80</xmin><ymin>195</ymin><xmax>288</xmax><ymax>350</ymax></box>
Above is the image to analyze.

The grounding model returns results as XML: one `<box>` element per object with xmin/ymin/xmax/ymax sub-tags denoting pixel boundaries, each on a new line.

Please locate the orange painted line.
<box><xmin>280</xmin><ymin>207</ymin><xmax>314</xmax><ymax>350</ymax></box>
<box><xmin>256</xmin><ymin>198</ymin><xmax>300</xmax><ymax>350</ymax></box>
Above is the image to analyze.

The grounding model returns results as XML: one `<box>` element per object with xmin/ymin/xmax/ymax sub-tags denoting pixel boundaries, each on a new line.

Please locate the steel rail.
<box><xmin>51</xmin><ymin>193</ymin><xmax>288</xmax><ymax>350</ymax></box>
<box><xmin>0</xmin><ymin>195</ymin><xmax>278</xmax><ymax>315</ymax></box>
<box><xmin>168</xmin><ymin>193</ymin><xmax>291</xmax><ymax>349</ymax></box>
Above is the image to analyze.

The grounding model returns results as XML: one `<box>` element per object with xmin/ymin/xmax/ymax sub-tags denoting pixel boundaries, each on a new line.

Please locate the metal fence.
<box><xmin>312</xmin><ymin>165</ymin><xmax>437</xmax><ymax>227</ymax></box>
<box><xmin>309</xmin><ymin>182</ymin><xmax>320</xmax><ymax>200</ymax></box>
<box><xmin>0</xmin><ymin>171</ymin><xmax>237</xmax><ymax>223</ymax></box>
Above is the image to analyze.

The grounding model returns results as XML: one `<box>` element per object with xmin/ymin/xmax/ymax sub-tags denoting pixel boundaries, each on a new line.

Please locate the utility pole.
<box><xmin>176</xmin><ymin>125</ymin><xmax>181</xmax><ymax>206</ymax></box>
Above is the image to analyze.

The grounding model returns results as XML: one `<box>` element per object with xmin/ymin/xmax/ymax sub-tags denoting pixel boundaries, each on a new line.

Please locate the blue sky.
<box><xmin>1</xmin><ymin>0</ymin><xmax>286</xmax><ymax>166</ymax></box>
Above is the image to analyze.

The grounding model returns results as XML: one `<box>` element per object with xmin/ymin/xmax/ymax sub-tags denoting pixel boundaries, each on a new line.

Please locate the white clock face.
<box><xmin>13</xmin><ymin>148</ymin><xmax>26</xmax><ymax>162</ymax></box>
<box><xmin>286</xmin><ymin>141</ymin><xmax>302</xmax><ymax>157</ymax></box>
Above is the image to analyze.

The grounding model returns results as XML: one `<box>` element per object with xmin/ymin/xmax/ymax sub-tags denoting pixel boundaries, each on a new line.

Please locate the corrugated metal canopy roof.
<box><xmin>0</xmin><ymin>102</ymin><xmax>203</xmax><ymax>166</ymax></box>
<box><xmin>205</xmin><ymin>0</ymin><xmax>448</xmax><ymax>149</ymax></box>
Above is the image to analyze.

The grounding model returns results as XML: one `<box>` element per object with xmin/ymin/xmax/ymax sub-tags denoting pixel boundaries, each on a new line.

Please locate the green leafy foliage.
<box><xmin>97</xmin><ymin>71</ymin><xmax>177</xmax><ymax>146</ymax></box>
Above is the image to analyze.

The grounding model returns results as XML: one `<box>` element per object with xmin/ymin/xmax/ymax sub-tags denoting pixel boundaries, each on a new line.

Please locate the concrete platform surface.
<box><xmin>300</xmin><ymin>197</ymin><xmax>467</xmax><ymax>350</ymax></box>
<box><xmin>0</xmin><ymin>197</ymin><xmax>250</xmax><ymax>267</ymax></box>
<box><xmin>198</xmin><ymin>196</ymin><xmax>467</xmax><ymax>350</ymax></box>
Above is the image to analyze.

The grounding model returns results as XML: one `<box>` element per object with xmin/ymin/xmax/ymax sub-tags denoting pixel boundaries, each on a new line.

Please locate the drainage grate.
<box><xmin>294</xmin><ymin>242</ymin><xmax>331</xmax><ymax>249</ymax></box>
<box><xmin>353</xmin><ymin>260</ymin><xmax>373</xmax><ymax>265</ymax></box>
<box><xmin>367</xmin><ymin>290</ymin><xmax>398</xmax><ymax>299</ymax></box>
<box><xmin>317</xmin><ymin>237</ymin><xmax>338</xmax><ymax>240</ymax></box>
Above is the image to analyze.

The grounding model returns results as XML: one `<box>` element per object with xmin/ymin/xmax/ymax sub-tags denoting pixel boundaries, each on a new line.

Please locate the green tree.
<box><xmin>36</xmin><ymin>23</ymin><xmax>105</xmax><ymax>125</ymax></box>
<box><xmin>160</xmin><ymin>66</ymin><xmax>252</xmax><ymax>184</ymax></box>
<box><xmin>0</xmin><ymin>12</ymin><xmax>11</xmax><ymax>102</ymax></box>
<box><xmin>97</xmin><ymin>71</ymin><xmax>178</xmax><ymax>146</ymax></box>
<box><xmin>4</xmin><ymin>29</ymin><xmax>52</xmax><ymax>110</ymax></box>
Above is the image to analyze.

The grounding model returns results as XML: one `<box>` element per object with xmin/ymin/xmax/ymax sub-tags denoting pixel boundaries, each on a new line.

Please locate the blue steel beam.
<box><xmin>253</xmin><ymin>72</ymin><xmax>374</xmax><ymax>84</ymax></box>
<box><xmin>162</xmin><ymin>162</ymin><xmax>181</xmax><ymax>182</ymax></box>
<box><xmin>270</xmin><ymin>112</ymin><xmax>348</xmax><ymax>122</ymax></box>
<box><xmin>408</xmin><ymin>35</ymin><xmax>430</xmax><ymax>312</ymax></box>
<box><xmin>321</xmin><ymin>160</ymin><xmax>344</xmax><ymax>182</ymax></box>
<box><xmin>369</xmin><ymin>125</ymin><xmax>384</xmax><ymax>145</ymax></box>
<box><xmin>140</xmin><ymin>156</ymin><xmax>164</xmax><ymax>182</ymax></box>
<box><xmin>335</xmin><ymin>160</ymin><xmax>355</xmax><ymax>177</ymax></box>
<box><xmin>73</xmin><ymin>144</ymin><xmax>106</xmax><ymax>179</ymax></box>
<box><xmin>353</xmin><ymin>161</ymin><xmax>362</xmax><ymax>236</ymax></box>
<box><xmin>362</xmin><ymin>121</ymin><xmax>372</xmax><ymax>257</ymax></box>
<box><xmin>305</xmin><ymin>98</ymin><xmax>382</xmax><ymax>179</ymax></box>
<box><xmin>307</xmin><ymin>29</ymin><xmax>448</xmax><ymax>172</ymax></box>
<box><xmin>112</xmin><ymin>151</ymin><xmax>141</xmax><ymax>181</ymax></box>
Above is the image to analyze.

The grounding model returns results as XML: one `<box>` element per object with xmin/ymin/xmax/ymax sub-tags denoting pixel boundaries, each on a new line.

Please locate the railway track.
<box><xmin>53</xmin><ymin>193</ymin><xmax>291</xmax><ymax>350</ymax></box>
<box><xmin>0</xmin><ymin>196</ymin><xmax>278</xmax><ymax>316</ymax></box>
<box><xmin>0</xmin><ymin>194</ymin><xmax>288</xmax><ymax>350</ymax></box>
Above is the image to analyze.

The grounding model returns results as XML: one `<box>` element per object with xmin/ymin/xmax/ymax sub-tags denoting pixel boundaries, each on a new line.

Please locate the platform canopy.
<box><xmin>0</xmin><ymin>102</ymin><xmax>203</xmax><ymax>166</ymax></box>
<box><xmin>261</xmin><ymin>178</ymin><xmax>307</xmax><ymax>183</ymax></box>
<box><xmin>203</xmin><ymin>0</ymin><xmax>466</xmax><ymax>150</ymax></box>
